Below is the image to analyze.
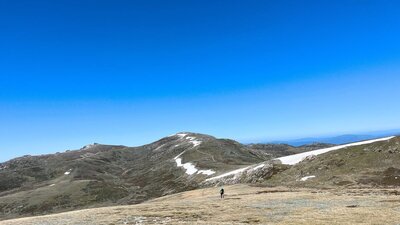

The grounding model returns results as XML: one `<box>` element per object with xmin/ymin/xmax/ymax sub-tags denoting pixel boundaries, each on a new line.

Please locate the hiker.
<box><xmin>220</xmin><ymin>188</ymin><xmax>225</xmax><ymax>199</ymax></box>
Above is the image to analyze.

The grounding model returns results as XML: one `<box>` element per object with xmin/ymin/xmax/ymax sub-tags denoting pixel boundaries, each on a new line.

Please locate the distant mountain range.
<box><xmin>267</xmin><ymin>129</ymin><xmax>400</xmax><ymax>146</ymax></box>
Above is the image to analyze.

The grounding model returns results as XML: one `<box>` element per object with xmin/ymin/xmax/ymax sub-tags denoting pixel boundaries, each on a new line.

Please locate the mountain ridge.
<box><xmin>1</xmin><ymin>132</ymin><xmax>398</xmax><ymax>221</ymax></box>
<box><xmin>0</xmin><ymin>132</ymin><xmax>270</xmax><ymax>220</ymax></box>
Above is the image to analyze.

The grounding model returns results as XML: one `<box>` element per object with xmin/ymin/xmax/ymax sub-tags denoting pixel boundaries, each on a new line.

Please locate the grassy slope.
<box><xmin>1</xmin><ymin>184</ymin><xmax>400</xmax><ymax>225</ymax></box>
<box><xmin>267</xmin><ymin>137</ymin><xmax>400</xmax><ymax>188</ymax></box>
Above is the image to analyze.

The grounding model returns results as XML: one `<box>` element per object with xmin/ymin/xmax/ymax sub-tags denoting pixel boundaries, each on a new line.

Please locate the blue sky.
<box><xmin>1</xmin><ymin>0</ymin><xmax>400</xmax><ymax>162</ymax></box>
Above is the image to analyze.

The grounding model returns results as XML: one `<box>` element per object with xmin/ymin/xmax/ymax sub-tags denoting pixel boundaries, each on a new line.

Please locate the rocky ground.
<box><xmin>1</xmin><ymin>184</ymin><xmax>400</xmax><ymax>225</ymax></box>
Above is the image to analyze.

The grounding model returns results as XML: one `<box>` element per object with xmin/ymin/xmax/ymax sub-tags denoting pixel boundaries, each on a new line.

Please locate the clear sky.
<box><xmin>1</xmin><ymin>0</ymin><xmax>400</xmax><ymax>162</ymax></box>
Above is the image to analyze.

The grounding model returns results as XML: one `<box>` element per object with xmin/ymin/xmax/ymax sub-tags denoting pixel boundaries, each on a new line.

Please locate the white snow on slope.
<box><xmin>185</xmin><ymin>136</ymin><xmax>202</xmax><ymax>147</ymax></box>
<box><xmin>170</xmin><ymin>133</ymin><xmax>202</xmax><ymax>147</ymax></box>
<box><xmin>205</xmin><ymin>166</ymin><xmax>251</xmax><ymax>181</ymax></box>
<box><xmin>175</xmin><ymin>157</ymin><xmax>198</xmax><ymax>175</ymax></box>
<box><xmin>204</xmin><ymin>136</ymin><xmax>395</xmax><ymax>182</ymax></box>
<box><xmin>154</xmin><ymin>143</ymin><xmax>167</xmax><ymax>151</ymax></box>
<box><xmin>174</xmin><ymin>151</ymin><xmax>215</xmax><ymax>176</ymax></box>
<box><xmin>176</xmin><ymin>133</ymin><xmax>188</xmax><ymax>138</ymax></box>
<box><xmin>64</xmin><ymin>169</ymin><xmax>72</xmax><ymax>175</ymax></box>
<box><xmin>252</xmin><ymin>164</ymin><xmax>265</xmax><ymax>171</ymax></box>
<box><xmin>198</xmin><ymin>169</ymin><xmax>216</xmax><ymax>175</ymax></box>
<box><xmin>277</xmin><ymin>136</ymin><xmax>395</xmax><ymax>165</ymax></box>
<box><xmin>172</xmin><ymin>134</ymin><xmax>206</xmax><ymax>175</ymax></box>
<box><xmin>299</xmin><ymin>175</ymin><xmax>315</xmax><ymax>181</ymax></box>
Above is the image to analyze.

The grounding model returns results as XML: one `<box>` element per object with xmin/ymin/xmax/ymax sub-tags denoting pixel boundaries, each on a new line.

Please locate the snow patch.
<box><xmin>175</xmin><ymin>158</ymin><xmax>198</xmax><ymax>175</ymax></box>
<box><xmin>277</xmin><ymin>136</ymin><xmax>395</xmax><ymax>165</ymax></box>
<box><xmin>205</xmin><ymin>163</ymin><xmax>265</xmax><ymax>181</ymax></box>
<box><xmin>174</xmin><ymin>152</ymin><xmax>215</xmax><ymax>176</ymax></box>
<box><xmin>205</xmin><ymin>166</ymin><xmax>251</xmax><ymax>181</ymax></box>
<box><xmin>191</xmin><ymin>140</ymin><xmax>202</xmax><ymax>147</ymax></box>
<box><xmin>186</xmin><ymin>136</ymin><xmax>202</xmax><ymax>147</ymax></box>
<box><xmin>172</xmin><ymin>135</ymin><xmax>212</xmax><ymax>175</ymax></box>
<box><xmin>299</xmin><ymin>175</ymin><xmax>316</xmax><ymax>181</ymax></box>
<box><xmin>198</xmin><ymin>169</ymin><xmax>216</xmax><ymax>175</ymax></box>
<box><xmin>252</xmin><ymin>164</ymin><xmax>265</xmax><ymax>171</ymax></box>
<box><xmin>176</xmin><ymin>133</ymin><xmax>188</xmax><ymax>138</ymax></box>
<box><xmin>172</xmin><ymin>134</ymin><xmax>202</xmax><ymax>147</ymax></box>
<box><xmin>154</xmin><ymin>143</ymin><xmax>167</xmax><ymax>151</ymax></box>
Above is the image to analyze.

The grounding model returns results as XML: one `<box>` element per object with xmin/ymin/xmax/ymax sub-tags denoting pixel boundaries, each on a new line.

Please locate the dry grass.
<box><xmin>1</xmin><ymin>184</ymin><xmax>400</xmax><ymax>225</ymax></box>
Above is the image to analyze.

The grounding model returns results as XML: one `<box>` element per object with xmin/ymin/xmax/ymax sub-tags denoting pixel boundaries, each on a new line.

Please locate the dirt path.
<box><xmin>1</xmin><ymin>184</ymin><xmax>400</xmax><ymax>225</ymax></box>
